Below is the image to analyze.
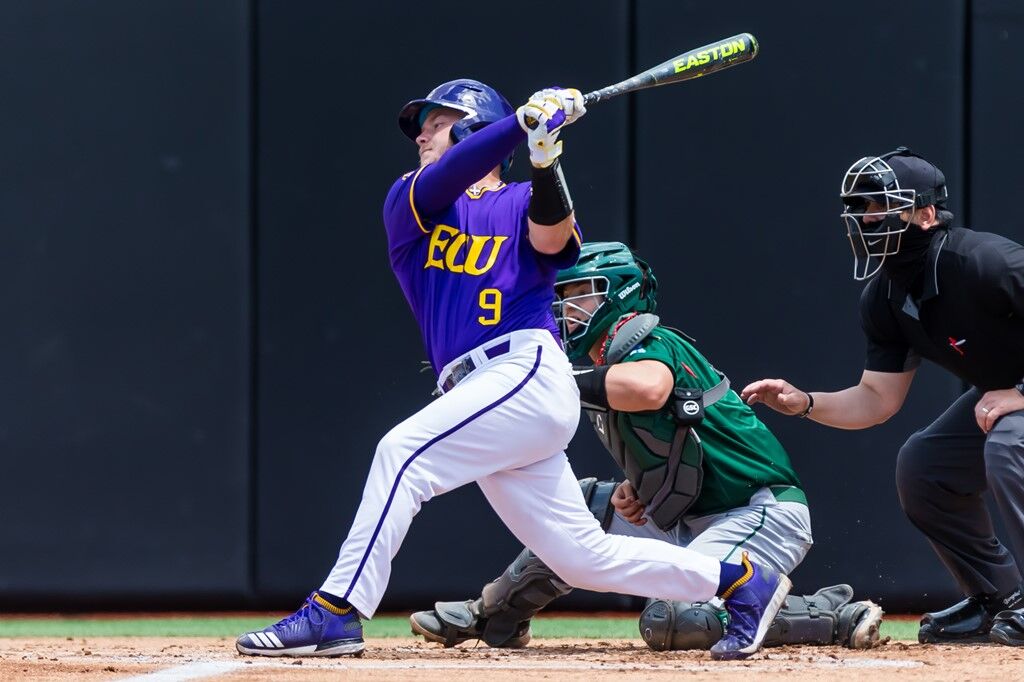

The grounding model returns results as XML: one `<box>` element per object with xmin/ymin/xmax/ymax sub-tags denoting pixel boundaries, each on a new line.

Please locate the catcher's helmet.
<box><xmin>554</xmin><ymin>242</ymin><xmax>658</xmax><ymax>362</ymax></box>
<box><xmin>840</xmin><ymin>147</ymin><xmax>948</xmax><ymax>280</ymax></box>
<box><xmin>398</xmin><ymin>79</ymin><xmax>515</xmax><ymax>172</ymax></box>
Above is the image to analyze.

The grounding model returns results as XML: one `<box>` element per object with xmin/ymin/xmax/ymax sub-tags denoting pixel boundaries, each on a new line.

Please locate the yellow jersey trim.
<box><xmin>465</xmin><ymin>182</ymin><xmax>507</xmax><ymax>199</ymax></box>
<box><xmin>571</xmin><ymin>222</ymin><xmax>583</xmax><ymax>246</ymax></box>
<box><xmin>408</xmin><ymin>166</ymin><xmax>430</xmax><ymax>235</ymax></box>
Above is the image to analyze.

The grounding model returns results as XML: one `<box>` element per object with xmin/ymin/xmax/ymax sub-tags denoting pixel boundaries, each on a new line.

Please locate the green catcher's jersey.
<box><xmin>617</xmin><ymin>326</ymin><xmax>803</xmax><ymax>517</ymax></box>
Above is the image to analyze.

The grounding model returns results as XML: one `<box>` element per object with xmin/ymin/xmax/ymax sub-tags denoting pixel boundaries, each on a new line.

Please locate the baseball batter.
<box><xmin>236</xmin><ymin>79</ymin><xmax>790</xmax><ymax>661</ymax></box>
<box><xmin>410</xmin><ymin>242</ymin><xmax>882</xmax><ymax>652</ymax></box>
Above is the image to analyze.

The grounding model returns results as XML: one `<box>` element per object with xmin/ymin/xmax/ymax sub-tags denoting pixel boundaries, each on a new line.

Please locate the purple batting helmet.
<box><xmin>398</xmin><ymin>78</ymin><xmax>515</xmax><ymax>172</ymax></box>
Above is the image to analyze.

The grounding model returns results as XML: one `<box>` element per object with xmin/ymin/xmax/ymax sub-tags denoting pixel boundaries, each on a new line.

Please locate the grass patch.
<box><xmin>0</xmin><ymin>614</ymin><xmax>919</xmax><ymax>641</ymax></box>
<box><xmin>878</xmin><ymin>619</ymin><xmax>917</xmax><ymax>642</ymax></box>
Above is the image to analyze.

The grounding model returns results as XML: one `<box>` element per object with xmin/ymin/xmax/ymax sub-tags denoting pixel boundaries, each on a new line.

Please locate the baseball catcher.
<box><xmin>410</xmin><ymin>242</ymin><xmax>883</xmax><ymax>651</ymax></box>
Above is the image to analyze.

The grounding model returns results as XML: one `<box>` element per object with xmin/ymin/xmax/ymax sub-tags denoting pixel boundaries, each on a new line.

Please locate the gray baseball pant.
<box><xmin>896</xmin><ymin>387</ymin><xmax>1024</xmax><ymax>596</ymax></box>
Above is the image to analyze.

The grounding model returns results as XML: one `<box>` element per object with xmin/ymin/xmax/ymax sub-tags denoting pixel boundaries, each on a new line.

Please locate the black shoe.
<box><xmin>990</xmin><ymin>609</ymin><xmax>1024</xmax><ymax>646</ymax></box>
<box><xmin>919</xmin><ymin>588</ymin><xmax>1024</xmax><ymax>644</ymax></box>
<box><xmin>918</xmin><ymin>597</ymin><xmax>992</xmax><ymax>644</ymax></box>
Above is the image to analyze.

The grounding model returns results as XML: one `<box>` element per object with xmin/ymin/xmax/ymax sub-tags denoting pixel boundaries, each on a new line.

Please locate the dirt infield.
<box><xmin>3</xmin><ymin>636</ymin><xmax>1023</xmax><ymax>681</ymax></box>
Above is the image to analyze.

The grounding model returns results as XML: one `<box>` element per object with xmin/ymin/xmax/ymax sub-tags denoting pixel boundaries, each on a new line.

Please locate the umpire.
<box><xmin>741</xmin><ymin>147</ymin><xmax>1024</xmax><ymax>646</ymax></box>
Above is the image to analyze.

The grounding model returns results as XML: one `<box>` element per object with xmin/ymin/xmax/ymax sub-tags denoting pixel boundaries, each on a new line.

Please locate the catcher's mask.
<box><xmin>839</xmin><ymin>147</ymin><xmax>947</xmax><ymax>281</ymax></box>
<box><xmin>553</xmin><ymin>242</ymin><xmax>657</xmax><ymax>362</ymax></box>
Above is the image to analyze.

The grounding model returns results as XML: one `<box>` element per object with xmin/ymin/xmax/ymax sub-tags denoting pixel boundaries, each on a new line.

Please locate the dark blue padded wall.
<box><xmin>971</xmin><ymin>1</ymin><xmax>1024</xmax><ymax>244</ymax></box>
<box><xmin>4</xmin><ymin>0</ymin><xmax>1019</xmax><ymax>612</ymax></box>
<box><xmin>633</xmin><ymin>1</ymin><xmax>967</xmax><ymax>610</ymax></box>
<box><xmin>0</xmin><ymin>0</ymin><xmax>251</xmax><ymax>605</ymax></box>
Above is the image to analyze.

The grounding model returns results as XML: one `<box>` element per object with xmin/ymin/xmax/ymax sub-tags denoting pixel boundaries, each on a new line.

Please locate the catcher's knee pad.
<box><xmin>763</xmin><ymin>584</ymin><xmax>883</xmax><ymax>648</ymax></box>
<box><xmin>638</xmin><ymin>599</ymin><xmax>726</xmax><ymax>651</ymax></box>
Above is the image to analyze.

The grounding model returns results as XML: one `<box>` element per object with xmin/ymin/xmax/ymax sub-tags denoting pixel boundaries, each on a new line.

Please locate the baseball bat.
<box><xmin>582</xmin><ymin>33</ymin><xmax>759</xmax><ymax>105</ymax></box>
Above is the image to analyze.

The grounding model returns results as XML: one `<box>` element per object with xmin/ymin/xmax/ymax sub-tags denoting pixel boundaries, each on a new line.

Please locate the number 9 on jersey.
<box><xmin>478</xmin><ymin>288</ymin><xmax>502</xmax><ymax>326</ymax></box>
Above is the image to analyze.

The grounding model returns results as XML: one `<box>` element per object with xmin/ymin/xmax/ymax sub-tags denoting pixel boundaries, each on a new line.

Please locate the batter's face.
<box><xmin>558</xmin><ymin>281</ymin><xmax>605</xmax><ymax>334</ymax></box>
<box><xmin>416</xmin><ymin>107</ymin><xmax>465</xmax><ymax>166</ymax></box>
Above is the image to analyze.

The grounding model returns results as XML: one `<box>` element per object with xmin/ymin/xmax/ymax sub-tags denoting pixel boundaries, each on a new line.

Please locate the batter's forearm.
<box><xmin>414</xmin><ymin>116</ymin><xmax>525</xmax><ymax>216</ymax></box>
<box><xmin>528</xmin><ymin>216</ymin><xmax>576</xmax><ymax>254</ymax></box>
<box><xmin>526</xmin><ymin>159</ymin><xmax>576</xmax><ymax>253</ymax></box>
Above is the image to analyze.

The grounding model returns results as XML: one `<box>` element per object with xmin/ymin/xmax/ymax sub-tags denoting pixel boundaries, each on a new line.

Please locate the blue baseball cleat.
<box><xmin>711</xmin><ymin>552</ymin><xmax>792</xmax><ymax>661</ymax></box>
<box><xmin>236</xmin><ymin>592</ymin><xmax>364</xmax><ymax>657</ymax></box>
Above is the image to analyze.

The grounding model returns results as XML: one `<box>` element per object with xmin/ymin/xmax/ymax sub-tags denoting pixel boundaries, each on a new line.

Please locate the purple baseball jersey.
<box><xmin>383</xmin><ymin>169</ymin><xmax>582</xmax><ymax>372</ymax></box>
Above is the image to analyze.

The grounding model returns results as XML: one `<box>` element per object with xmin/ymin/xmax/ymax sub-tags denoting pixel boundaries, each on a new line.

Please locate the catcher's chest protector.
<box><xmin>584</xmin><ymin>404</ymin><xmax>703</xmax><ymax>531</ymax></box>
<box><xmin>586</xmin><ymin>314</ymin><xmax>731</xmax><ymax>531</ymax></box>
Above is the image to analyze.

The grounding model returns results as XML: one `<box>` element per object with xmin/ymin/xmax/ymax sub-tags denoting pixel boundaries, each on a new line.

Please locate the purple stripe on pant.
<box><xmin>343</xmin><ymin>345</ymin><xmax>544</xmax><ymax>599</ymax></box>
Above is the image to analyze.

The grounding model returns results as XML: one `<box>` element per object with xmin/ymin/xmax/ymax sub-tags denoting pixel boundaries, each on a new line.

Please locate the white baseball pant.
<box><xmin>320</xmin><ymin>329</ymin><xmax>722</xmax><ymax>617</ymax></box>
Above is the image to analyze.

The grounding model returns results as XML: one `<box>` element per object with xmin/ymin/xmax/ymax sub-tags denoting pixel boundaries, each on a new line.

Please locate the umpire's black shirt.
<box><xmin>860</xmin><ymin>226</ymin><xmax>1024</xmax><ymax>391</ymax></box>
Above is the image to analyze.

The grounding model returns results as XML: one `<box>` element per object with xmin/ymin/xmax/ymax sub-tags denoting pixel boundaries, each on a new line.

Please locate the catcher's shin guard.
<box><xmin>476</xmin><ymin>547</ymin><xmax>572</xmax><ymax>646</ymax></box>
<box><xmin>763</xmin><ymin>584</ymin><xmax>884</xmax><ymax>649</ymax></box>
<box><xmin>478</xmin><ymin>477</ymin><xmax>619</xmax><ymax>646</ymax></box>
<box><xmin>408</xmin><ymin>546</ymin><xmax>560</xmax><ymax>649</ymax></box>
<box><xmin>409</xmin><ymin>477</ymin><xmax>618</xmax><ymax>648</ymax></box>
<box><xmin>639</xmin><ymin>585</ymin><xmax>884</xmax><ymax>651</ymax></box>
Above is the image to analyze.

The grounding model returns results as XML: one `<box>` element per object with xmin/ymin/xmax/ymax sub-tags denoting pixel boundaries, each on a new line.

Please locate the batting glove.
<box><xmin>516</xmin><ymin>88</ymin><xmax>586</xmax><ymax>133</ymax></box>
<box><xmin>534</xmin><ymin>87</ymin><xmax>587</xmax><ymax>125</ymax></box>
<box><xmin>517</xmin><ymin>89</ymin><xmax>581</xmax><ymax>168</ymax></box>
<box><xmin>518</xmin><ymin>110</ymin><xmax>562</xmax><ymax>167</ymax></box>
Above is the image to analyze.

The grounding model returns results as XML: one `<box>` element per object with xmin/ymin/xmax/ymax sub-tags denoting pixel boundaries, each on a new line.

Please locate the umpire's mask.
<box><xmin>839</xmin><ymin>147</ymin><xmax>948</xmax><ymax>281</ymax></box>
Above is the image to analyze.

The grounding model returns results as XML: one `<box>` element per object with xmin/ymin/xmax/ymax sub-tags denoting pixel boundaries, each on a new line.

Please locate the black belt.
<box><xmin>440</xmin><ymin>339</ymin><xmax>512</xmax><ymax>394</ymax></box>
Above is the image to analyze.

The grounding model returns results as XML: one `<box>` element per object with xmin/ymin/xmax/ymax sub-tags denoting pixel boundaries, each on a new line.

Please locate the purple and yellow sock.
<box><xmin>314</xmin><ymin>590</ymin><xmax>353</xmax><ymax>615</ymax></box>
<box><xmin>716</xmin><ymin>551</ymin><xmax>755</xmax><ymax>598</ymax></box>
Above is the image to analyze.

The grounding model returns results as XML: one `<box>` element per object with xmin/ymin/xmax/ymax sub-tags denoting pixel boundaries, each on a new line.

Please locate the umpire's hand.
<box><xmin>975</xmin><ymin>388</ymin><xmax>1024</xmax><ymax>433</ymax></box>
<box><xmin>740</xmin><ymin>378</ymin><xmax>810</xmax><ymax>416</ymax></box>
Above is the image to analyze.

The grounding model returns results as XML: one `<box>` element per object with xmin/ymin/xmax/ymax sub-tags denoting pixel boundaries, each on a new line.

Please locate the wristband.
<box><xmin>574</xmin><ymin>365</ymin><xmax>610</xmax><ymax>408</ymax></box>
<box><xmin>528</xmin><ymin>158</ymin><xmax>574</xmax><ymax>225</ymax></box>
<box><xmin>798</xmin><ymin>391</ymin><xmax>814</xmax><ymax>418</ymax></box>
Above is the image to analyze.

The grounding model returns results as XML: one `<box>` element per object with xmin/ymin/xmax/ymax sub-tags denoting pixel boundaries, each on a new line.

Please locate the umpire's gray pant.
<box><xmin>896</xmin><ymin>387</ymin><xmax>1024</xmax><ymax>597</ymax></box>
